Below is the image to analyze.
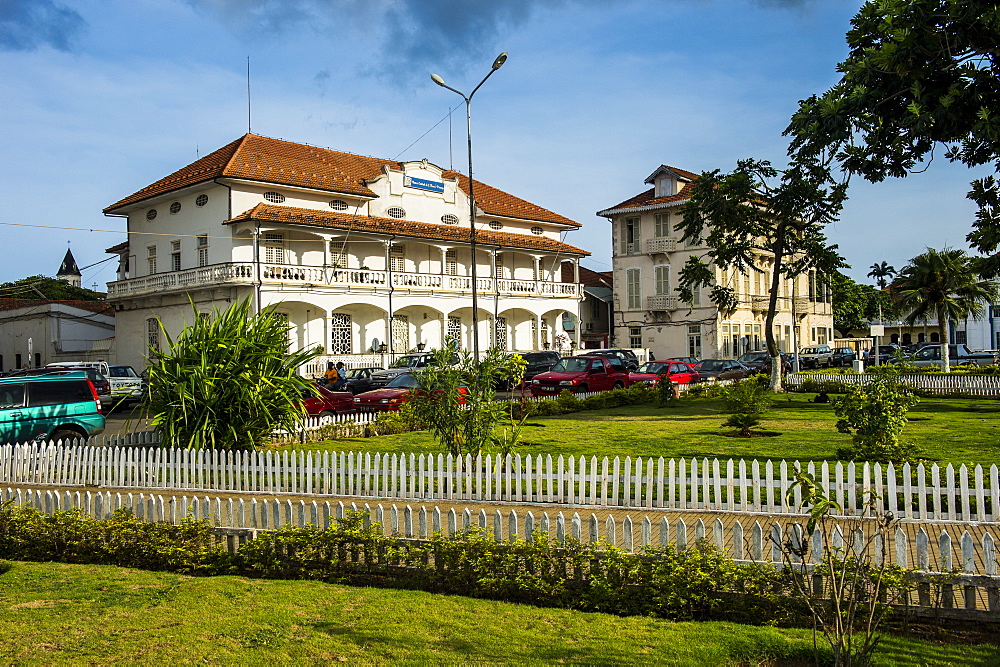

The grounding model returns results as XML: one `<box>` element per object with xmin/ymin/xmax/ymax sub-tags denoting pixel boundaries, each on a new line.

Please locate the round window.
<box><xmin>329</xmin><ymin>199</ymin><xmax>348</xmax><ymax>211</ymax></box>
<box><xmin>263</xmin><ymin>192</ymin><xmax>285</xmax><ymax>204</ymax></box>
<box><xmin>146</xmin><ymin>209</ymin><xmax>157</xmax><ymax>221</ymax></box>
<box><xmin>531</xmin><ymin>226</ymin><xmax>543</xmax><ymax>235</ymax></box>
<box><xmin>169</xmin><ymin>202</ymin><xmax>181</xmax><ymax>214</ymax></box>
<box><xmin>195</xmin><ymin>194</ymin><xmax>209</xmax><ymax>207</ymax></box>
<box><xmin>488</xmin><ymin>221</ymin><xmax>503</xmax><ymax>230</ymax></box>
<box><xmin>387</xmin><ymin>207</ymin><xmax>406</xmax><ymax>219</ymax></box>
<box><xmin>441</xmin><ymin>214</ymin><xmax>459</xmax><ymax>225</ymax></box>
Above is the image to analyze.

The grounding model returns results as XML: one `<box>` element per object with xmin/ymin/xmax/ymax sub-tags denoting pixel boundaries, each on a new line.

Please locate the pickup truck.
<box><xmin>529</xmin><ymin>355</ymin><xmax>629</xmax><ymax>396</ymax></box>
<box><xmin>899</xmin><ymin>344</ymin><xmax>998</xmax><ymax>368</ymax></box>
<box><xmin>368</xmin><ymin>353</ymin><xmax>458</xmax><ymax>389</ymax></box>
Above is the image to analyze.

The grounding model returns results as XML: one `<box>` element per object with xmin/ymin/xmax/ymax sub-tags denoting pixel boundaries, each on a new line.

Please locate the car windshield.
<box><xmin>523</xmin><ymin>353</ymin><xmax>550</xmax><ymax>363</ymax></box>
<box><xmin>386</xmin><ymin>374</ymin><xmax>419</xmax><ymax>388</ymax></box>
<box><xmin>344</xmin><ymin>369</ymin><xmax>367</xmax><ymax>379</ymax></box>
<box><xmin>551</xmin><ymin>358</ymin><xmax>591</xmax><ymax>373</ymax></box>
<box><xmin>636</xmin><ymin>362</ymin><xmax>669</xmax><ymax>374</ymax></box>
<box><xmin>108</xmin><ymin>366</ymin><xmax>136</xmax><ymax>378</ymax></box>
<box><xmin>737</xmin><ymin>353</ymin><xmax>767</xmax><ymax>363</ymax></box>
<box><xmin>697</xmin><ymin>360</ymin><xmax>728</xmax><ymax>371</ymax></box>
<box><xmin>389</xmin><ymin>355</ymin><xmax>422</xmax><ymax>369</ymax></box>
<box><xmin>800</xmin><ymin>347</ymin><xmax>823</xmax><ymax>354</ymax></box>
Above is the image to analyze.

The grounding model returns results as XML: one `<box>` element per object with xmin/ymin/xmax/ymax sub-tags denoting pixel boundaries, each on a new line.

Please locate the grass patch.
<box><xmin>283</xmin><ymin>393</ymin><xmax>1000</xmax><ymax>466</ymax></box>
<box><xmin>0</xmin><ymin>560</ymin><xmax>996</xmax><ymax>665</ymax></box>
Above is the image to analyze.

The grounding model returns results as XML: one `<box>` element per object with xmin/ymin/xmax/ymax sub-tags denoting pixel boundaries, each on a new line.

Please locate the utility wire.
<box><xmin>393</xmin><ymin>107</ymin><xmax>456</xmax><ymax>162</ymax></box>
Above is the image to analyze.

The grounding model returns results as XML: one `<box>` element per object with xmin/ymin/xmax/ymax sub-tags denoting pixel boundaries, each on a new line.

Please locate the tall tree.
<box><xmin>675</xmin><ymin>158</ymin><xmax>847</xmax><ymax>391</ymax></box>
<box><xmin>831</xmin><ymin>271</ymin><xmax>900</xmax><ymax>337</ymax></box>
<box><xmin>892</xmin><ymin>247</ymin><xmax>998</xmax><ymax>371</ymax></box>
<box><xmin>0</xmin><ymin>275</ymin><xmax>104</xmax><ymax>301</ymax></box>
<box><xmin>785</xmin><ymin>0</ymin><xmax>1000</xmax><ymax>275</ymax></box>
<box><xmin>866</xmin><ymin>262</ymin><xmax>896</xmax><ymax>289</ymax></box>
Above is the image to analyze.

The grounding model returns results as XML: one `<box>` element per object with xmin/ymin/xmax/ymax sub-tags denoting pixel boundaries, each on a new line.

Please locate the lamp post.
<box><xmin>431</xmin><ymin>52</ymin><xmax>508</xmax><ymax>359</ymax></box>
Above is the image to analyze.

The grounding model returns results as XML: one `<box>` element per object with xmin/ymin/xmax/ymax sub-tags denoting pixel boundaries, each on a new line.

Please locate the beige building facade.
<box><xmin>598</xmin><ymin>165</ymin><xmax>834</xmax><ymax>360</ymax></box>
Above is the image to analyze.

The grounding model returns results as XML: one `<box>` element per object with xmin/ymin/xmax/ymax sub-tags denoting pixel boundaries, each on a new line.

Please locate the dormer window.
<box><xmin>657</xmin><ymin>177</ymin><xmax>675</xmax><ymax>197</ymax></box>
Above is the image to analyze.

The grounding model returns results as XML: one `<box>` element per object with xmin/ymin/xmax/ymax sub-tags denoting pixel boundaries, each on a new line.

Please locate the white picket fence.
<box><xmin>2</xmin><ymin>442</ymin><xmax>996</xmax><ymax>523</ymax></box>
<box><xmin>786</xmin><ymin>372</ymin><xmax>1000</xmax><ymax>396</ymax></box>
<box><xmin>3</xmin><ymin>486</ymin><xmax>998</xmax><ymax>582</ymax></box>
<box><xmin>268</xmin><ymin>412</ymin><xmax>378</xmax><ymax>444</ymax></box>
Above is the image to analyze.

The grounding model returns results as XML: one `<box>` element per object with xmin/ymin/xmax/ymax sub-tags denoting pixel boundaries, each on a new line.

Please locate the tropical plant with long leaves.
<box><xmin>892</xmin><ymin>248</ymin><xmax>998</xmax><ymax>372</ymax></box>
<box><xmin>145</xmin><ymin>298</ymin><xmax>321</xmax><ymax>450</ymax></box>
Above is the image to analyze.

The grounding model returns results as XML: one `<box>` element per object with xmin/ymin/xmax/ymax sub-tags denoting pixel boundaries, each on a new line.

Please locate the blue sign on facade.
<box><xmin>404</xmin><ymin>176</ymin><xmax>445</xmax><ymax>194</ymax></box>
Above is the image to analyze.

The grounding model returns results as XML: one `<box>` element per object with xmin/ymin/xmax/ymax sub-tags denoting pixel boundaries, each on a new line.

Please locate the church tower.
<box><xmin>56</xmin><ymin>248</ymin><xmax>82</xmax><ymax>288</ymax></box>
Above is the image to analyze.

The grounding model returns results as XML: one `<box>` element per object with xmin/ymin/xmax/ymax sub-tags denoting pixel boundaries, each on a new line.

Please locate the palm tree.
<box><xmin>867</xmin><ymin>261</ymin><xmax>896</xmax><ymax>289</ymax></box>
<box><xmin>892</xmin><ymin>248</ymin><xmax>999</xmax><ymax>372</ymax></box>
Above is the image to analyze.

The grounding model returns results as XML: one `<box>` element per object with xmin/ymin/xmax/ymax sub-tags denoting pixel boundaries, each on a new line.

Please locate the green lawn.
<box><xmin>286</xmin><ymin>393</ymin><xmax>1000</xmax><ymax>466</ymax></box>
<box><xmin>0</xmin><ymin>560</ymin><xmax>994</xmax><ymax>665</ymax></box>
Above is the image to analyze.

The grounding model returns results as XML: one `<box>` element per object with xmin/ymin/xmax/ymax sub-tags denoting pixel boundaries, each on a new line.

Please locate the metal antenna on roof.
<box><xmin>448</xmin><ymin>106</ymin><xmax>453</xmax><ymax>171</ymax></box>
<box><xmin>247</xmin><ymin>56</ymin><xmax>252</xmax><ymax>134</ymax></box>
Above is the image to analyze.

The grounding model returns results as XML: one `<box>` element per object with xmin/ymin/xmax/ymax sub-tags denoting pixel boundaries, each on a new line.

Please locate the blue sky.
<box><xmin>0</xmin><ymin>0</ymin><xmax>989</xmax><ymax>290</ymax></box>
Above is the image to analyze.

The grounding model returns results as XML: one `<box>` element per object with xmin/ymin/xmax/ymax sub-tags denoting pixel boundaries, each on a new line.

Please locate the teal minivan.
<box><xmin>0</xmin><ymin>373</ymin><xmax>106</xmax><ymax>444</ymax></box>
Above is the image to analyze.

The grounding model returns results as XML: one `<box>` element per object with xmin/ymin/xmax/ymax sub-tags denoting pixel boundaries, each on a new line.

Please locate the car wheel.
<box><xmin>577</xmin><ymin>383</ymin><xmax>589</xmax><ymax>393</ymax></box>
<box><xmin>613</xmin><ymin>381</ymin><xmax>624</xmax><ymax>390</ymax></box>
<box><xmin>318</xmin><ymin>410</ymin><xmax>336</xmax><ymax>424</ymax></box>
<box><xmin>50</xmin><ymin>428</ymin><xmax>86</xmax><ymax>444</ymax></box>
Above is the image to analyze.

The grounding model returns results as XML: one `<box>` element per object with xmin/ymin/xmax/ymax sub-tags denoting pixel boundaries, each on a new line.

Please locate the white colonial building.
<box><xmin>104</xmin><ymin>134</ymin><xmax>587</xmax><ymax>371</ymax></box>
<box><xmin>598</xmin><ymin>165</ymin><xmax>834</xmax><ymax>360</ymax></box>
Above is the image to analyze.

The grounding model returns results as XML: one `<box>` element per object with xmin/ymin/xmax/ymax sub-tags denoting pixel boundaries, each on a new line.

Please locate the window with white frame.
<box><xmin>625</xmin><ymin>268</ymin><xmax>641</xmax><ymax>310</ymax></box>
<box><xmin>690</xmin><ymin>283</ymin><xmax>702</xmax><ymax>307</ymax></box>
<box><xmin>146</xmin><ymin>318</ymin><xmax>159</xmax><ymax>351</ymax></box>
<box><xmin>687</xmin><ymin>325</ymin><xmax>702</xmax><ymax>359</ymax></box>
<box><xmin>444</xmin><ymin>249</ymin><xmax>458</xmax><ymax>276</ymax></box>
<box><xmin>621</xmin><ymin>218</ymin><xmax>640</xmax><ymax>255</ymax></box>
<box><xmin>197</xmin><ymin>235</ymin><xmax>209</xmax><ymax>267</ymax></box>
<box><xmin>721</xmin><ymin>324</ymin><xmax>731</xmax><ymax>357</ymax></box>
<box><xmin>654</xmin><ymin>213</ymin><xmax>671</xmax><ymax>238</ymax></box>
<box><xmin>328</xmin><ymin>240</ymin><xmax>348</xmax><ymax>269</ymax></box>
<box><xmin>147</xmin><ymin>245</ymin><xmax>157</xmax><ymax>275</ymax></box>
<box><xmin>171</xmin><ymin>240</ymin><xmax>181</xmax><ymax>272</ymax></box>
<box><xmin>263</xmin><ymin>233</ymin><xmax>285</xmax><ymax>264</ymax></box>
<box><xmin>330</xmin><ymin>313</ymin><xmax>352</xmax><ymax>354</ymax></box>
<box><xmin>389</xmin><ymin>244</ymin><xmax>405</xmax><ymax>273</ymax></box>
<box><xmin>628</xmin><ymin>326</ymin><xmax>642</xmax><ymax>349</ymax></box>
<box><xmin>654</xmin><ymin>265</ymin><xmax>670</xmax><ymax>296</ymax></box>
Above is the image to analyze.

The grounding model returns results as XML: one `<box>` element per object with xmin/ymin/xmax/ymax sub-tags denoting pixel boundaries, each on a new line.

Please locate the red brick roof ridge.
<box><xmin>0</xmin><ymin>298</ymin><xmax>114</xmax><ymax>315</ymax></box>
<box><xmin>227</xmin><ymin>203</ymin><xmax>590</xmax><ymax>256</ymax></box>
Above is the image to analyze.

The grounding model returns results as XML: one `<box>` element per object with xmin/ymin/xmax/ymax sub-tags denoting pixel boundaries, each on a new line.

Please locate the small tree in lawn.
<box><xmin>675</xmin><ymin>158</ymin><xmax>847</xmax><ymax>392</ymax></box>
<box><xmin>831</xmin><ymin>366</ymin><xmax>920</xmax><ymax>463</ymax></box>
<box><xmin>408</xmin><ymin>346</ymin><xmax>526</xmax><ymax>459</ymax></box>
<box><xmin>145</xmin><ymin>298</ymin><xmax>320</xmax><ymax>450</ymax></box>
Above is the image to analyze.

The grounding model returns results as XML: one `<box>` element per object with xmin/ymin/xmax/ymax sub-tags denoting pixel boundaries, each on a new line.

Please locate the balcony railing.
<box><xmin>646</xmin><ymin>295</ymin><xmax>678</xmax><ymax>311</ymax></box>
<box><xmin>107</xmin><ymin>262</ymin><xmax>581</xmax><ymax>299</ymax></box>
<box><xmin>645</xmin><ymin>237</ymin><xmax>677</xmax><ymax>254</ymax></box>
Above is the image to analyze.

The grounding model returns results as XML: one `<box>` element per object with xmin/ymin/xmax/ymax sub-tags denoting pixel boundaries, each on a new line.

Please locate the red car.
<box><xmin>302</xmin><ymin>383</ymin><xmax>355</xmax><ymax>417</ymax></box>
<box><xmin>529</xmin><ymin>356</ymin><xmax>630</xmax><ymax>396</ymax></box>
<box><xmin>629</xmin><ymin>360</ymin><xmax>700</xmax><ymax>386</ymax></box>
<box><xmin>352</xmin><ymin>372</ymin><xmax>468</xmax><ymax>411</ymax></box>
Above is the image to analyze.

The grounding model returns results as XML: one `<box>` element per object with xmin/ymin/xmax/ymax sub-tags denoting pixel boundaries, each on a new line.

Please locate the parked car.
<box><xmin>301</xmin><ymin>383</ymin><xmax>355</xmax><ymax>417</ymax></box>
<box><xmin>629</xmin><ymin>360</ymin><xmax>700</xmax><ymax>386</ymax></box>
<box><xmin>8</xmin><ymin>367</ymin><xmax>112</xmax><ymax>407</ymax></box>
<box><xmin>520</xmin><ymin>351</ymin><xmax>563</xmax><ymax>381</ymax></box>
<box><xmin>585</xmin><ymin>349</ymin><xmax>640</xmax><ymax>372</ymax></box>
<box><xmin>0</xmin><ymin>372</ymin><xmax>105</xmax><ymax>444</ymax></box>
<box><xmin>798</xmin><ymin>345</ymin><xmax>835</xmax><ymax>369</ymax></box>
<box><xmin>831</xmin><ymin>347</ymin><xmax>857</xmax><ymax>367</ymax></box>
<box><xmin>895</xmin><ymin>344</ymin><xmax>998</xmax><ymax>367</ymax></box>
<box><xmin>353</xmin><ymin>372</ymin><xmax>468</xmax><ymax>411</ymax></box>
<box><xmin>529</xmin><ymin>356</ymin><xmax>630</xmax><ymax>396</ymax></box>
<box><xmin>865</xmin><ymin>344</ymin><xmax>901</xmax><ymax>365</ymax></box>
<box><xmin>693</xmin><ymin>359</ymin><xmax>752</xmax><ymax>382</ymax></box>
<box><xmin>339</xmin><ymin>367</ymin><xmax>384</xmax><ymax>394</ymax></box>
<box><xmin>661</xmin><ymin>356</ymin><xmax>699</xmax><ymax>366</ymax></box>
<box><xmin>368</xmin><ymin>353</ymin><xmax>458</xmax><ymax>389</ymax></box>
<box><xmin>736</xmin><ymin>351</ymin><xmax>791</xmax><ymax>374</ymax></box>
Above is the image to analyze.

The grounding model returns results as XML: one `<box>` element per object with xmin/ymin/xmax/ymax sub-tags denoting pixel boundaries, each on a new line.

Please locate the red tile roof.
<box><xmin>105</xmin><ymin>134</ymin><xmax>580</xmax><ymax>227</ymax></box>
<box><xmin>599</xmin><ymin>164</ymin><xmax>701</xmax><ymax>214</ymax></box>
<box><xmin>226</xmin><ymin>203</ymin><xmax>590</xmax><ymax>256</ymax></box>
<box><xmin>0</xmin><ymin>299</ymin><xmax>114</xmax><ymax>315</ymax></box>
<box><xmin>561</xmin><ymin>262</ymin><xmax>613</xmax><ymax>287</ymax></box>
<box><xmin>105</xmin><ymin>241</ymin><xmax>129</xmax><ymax>254</ymax></box>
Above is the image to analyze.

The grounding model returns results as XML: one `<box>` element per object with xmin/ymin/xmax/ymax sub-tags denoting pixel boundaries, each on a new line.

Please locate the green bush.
<box><xmin>723</xmin><ymin>413</ymin><xmax>762</xmax><ymax>437</ymax></box>
<box><xmin>719</xmin><ymin>379</ymin><xmax>772</xmax><ymax>415</ymax></box>
<box><xmin>798</xmin><ymin>378</ymin><xmax>851</xmax><ymax>394</ymax></box>
<box><xmin>832</xmin><ymin>371</ymin><xmax>922</xmax><ymax>463</ymax></box>
<box><xmin>686</xmin><ymin>382</ymin><xmax>723</xmax><ymax>399</ymax></box>
<box><xmin>366</xmin><ymin>402</ymin><xmax>427</xmax><ymax>436</ymax></box>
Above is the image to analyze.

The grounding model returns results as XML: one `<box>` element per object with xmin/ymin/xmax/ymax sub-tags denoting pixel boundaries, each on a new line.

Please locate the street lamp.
<box><xmin>431</xmin><ymin>52</ymin><xmax>508</xmax><ymax>359</ymax></box>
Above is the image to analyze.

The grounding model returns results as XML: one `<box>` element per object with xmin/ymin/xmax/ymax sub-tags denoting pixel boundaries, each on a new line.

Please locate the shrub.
<box><xmin>723</xmin><ymin>413</ymin><xmax>761</xmax><ymax>437</ymax></box>
<box><xmin>832</xmin><ymin>370</ymin><xmax>921</xmax><ymax>463</ymax></box>
<box><xmin>719</xmin><ymin>378</ymin><xmax>772</xmax><ymax>415</ymax></box>
<box><xmin>686</xmin><ymin>382</ymin><xmax>723</xmax><ymax>399</ymax></box>
<box><xmin>798</xmin><ymin>378</ymin><xmax>851</xmax><ymax>394</ymax></box>
<box><xmin>366</xmin><ymin>402</ymin><xmax>427</xmax><ymax>436</ymax></box>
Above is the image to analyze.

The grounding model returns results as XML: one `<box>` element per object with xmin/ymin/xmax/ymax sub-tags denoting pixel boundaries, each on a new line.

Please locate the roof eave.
<box><xmin>596</xmin><ymin>198</ymin><xmax>689</xmax><ymax>218</ymax></box>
